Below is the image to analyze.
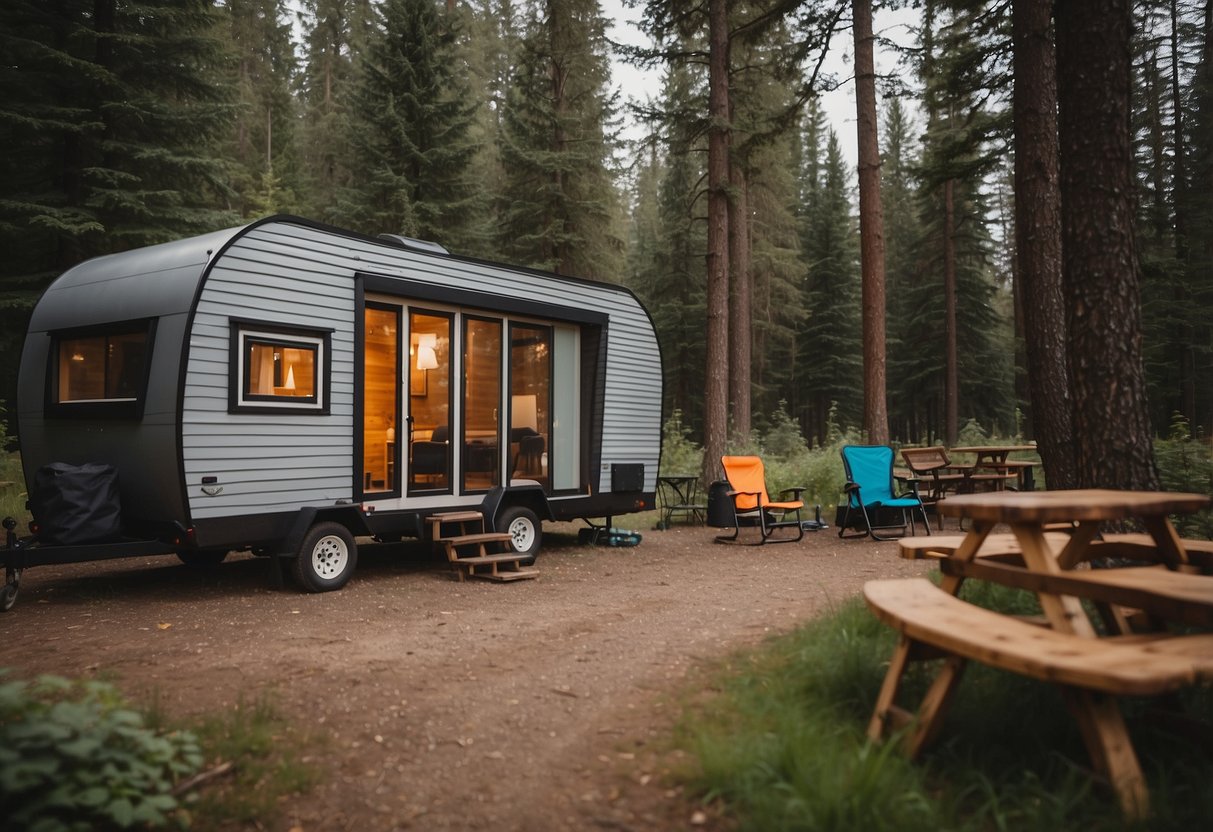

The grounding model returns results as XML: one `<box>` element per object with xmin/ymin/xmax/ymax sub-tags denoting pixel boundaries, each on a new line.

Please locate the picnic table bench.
<box><xmin>867</xmin><ymin>488</ymin><xmax>1213</xmax><ymax>818</ymax></box>
<box><xmin>864</xmin><ymin>577</ymin><xmax>1213</xmax><ymax>818</ymax></box>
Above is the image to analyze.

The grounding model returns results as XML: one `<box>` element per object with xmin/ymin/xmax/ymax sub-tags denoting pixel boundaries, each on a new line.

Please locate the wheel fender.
<box><xmin>480</xmin><ymin>485</ymin><xmax>552</xmax><ymax>529</ymax></box>
<box><xmin>278</xmin><ymin>505</ymin><xmax>372</xmax><ymax>556</ymax></box>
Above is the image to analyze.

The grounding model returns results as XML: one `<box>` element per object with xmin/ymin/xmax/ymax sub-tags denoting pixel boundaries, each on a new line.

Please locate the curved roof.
<box><xmin>28</xmin><ymin>225</ymin><xmax>246</xmax><ymax>332</ymax></box>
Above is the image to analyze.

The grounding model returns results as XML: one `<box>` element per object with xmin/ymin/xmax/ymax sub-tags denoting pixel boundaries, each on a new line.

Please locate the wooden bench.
<box><xmin>1095</xmin><ymin>532</ymin><xmax>1213</xmax><ymax>573</ymax></box>
<box><xmin>900</xmin><ymin>447</ymin><xmax>968</xmax><ymax>530</ymax></box>
<box><xmin>898</xmin><ymin>532</ymin><xmax>1072</xmax><ymax>562</ymax></box>
<box><xmin>864</xmin><ymin>577</ymin><xmax>1213</xmax><ymax>818</ymax></box>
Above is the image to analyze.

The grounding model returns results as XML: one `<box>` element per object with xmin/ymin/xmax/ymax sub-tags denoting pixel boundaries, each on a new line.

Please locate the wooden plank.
<box><xmin>441</xmin><ymin>533</ymin><xmax>513</xmax><ymax>546</ymax></box>
<box><xmin>472</xmin><ymin>569</ymin><xmax>538</xmax><ymax>582</ymax></box>
<box><xmin>937</xmin><ymin>489</ymin><xmax>1211</xmax><ymax>524</ymax></box>
<box><xmin>863</xmin><ymin>579</ymin><xmax>1199</xmax><ymax>695</ymax></box>
<box><xmin>940</xmin><ymin>560</ymin><xmax>1213</xmax><ymax>630</ymax></box>
<box><xmin>454</xmin><ymin>553</ymin><xmax>529</xmax><ymax>566</ymax></box>
<box><xmin>898</xmin><ymin>532</ymin><xmax>1072</xmax><ymax>561</ymax></box>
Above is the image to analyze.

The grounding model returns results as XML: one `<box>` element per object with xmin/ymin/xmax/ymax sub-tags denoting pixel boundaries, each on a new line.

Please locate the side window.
<box><xmin>49</xmin><ymin>321</ymin><xmax>153</xmax><ymax>418</ymax></box>
<box><xmin>231</xmin><ymin>323</ymin><xmax>330</xmax><ymax>414</ymax></box>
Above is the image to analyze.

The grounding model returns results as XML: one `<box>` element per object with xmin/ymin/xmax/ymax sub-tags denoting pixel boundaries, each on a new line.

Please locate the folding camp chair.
<box><xmin>716</xmin><ymin>455</ymin><xmax>806</xmax><ymax>544</ymax></box>
<box><xmin>838</xmin><ymin>445</ymin><xmax>930</xmax><ymax>541</ymax></box>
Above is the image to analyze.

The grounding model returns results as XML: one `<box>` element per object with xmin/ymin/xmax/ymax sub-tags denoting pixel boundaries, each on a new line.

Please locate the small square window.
<box><xmin>231</xmin><ymin>325</ymin><xmax>329</xmax><ymax>413</ymax></box>
<box><xmin>48</xmin><ymin>322</ymin><xmax>152</xmax><ymax>418</ymax></box>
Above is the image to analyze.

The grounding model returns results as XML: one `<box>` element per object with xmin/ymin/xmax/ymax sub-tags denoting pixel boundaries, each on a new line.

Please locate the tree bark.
<box><xmin>1012</xmin><ymin>0</ymin><xmax>1077</xmax><ymax>488</ymax></box>
<box><xmin>702</xmin><ymin>0</ymin><xmax>730</xmax><ymax>483</ymax></box>
<box><xmin>728</xmin><ymin>160</ymin><xmax>752</xmax><ymax>439</ymax></box>
<box><xmin>1056</xmin><ymin>0</ymin><xmax>1159</xmax><ymax>490</ymax></box>
<box><xmin>853</xmin><ymin>0</ymin><xmax>889</xmax><ymax>445</ymax></box>
<box><xmin>1170</xmin><ymin>0</ymin><xmax>1196</xmax><ymax>426</ymax></box>
<box><xmin>943</xmin><ymin>177</ymin><xmax>958</xmax><ymax>445</ymax></box>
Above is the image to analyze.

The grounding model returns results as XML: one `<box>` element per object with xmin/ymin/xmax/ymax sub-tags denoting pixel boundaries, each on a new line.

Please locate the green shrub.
<box><xmin>0</xmin><ymin>671</ymin><xmax>202</xmax><ymax>831</ymax></box>
<box><xmin>1154</xmin><ymin>414</ymin><xmax>1213</xmax><ymax>538</ymax></box>
<box><xmin>659</xmin><ymin>409</ymin><xmax>704</xmax><ymax>478</ymax></box>
<box><xmin>751</xmin><ymin>403</ymin><xmax>860</xmax><ymax>511</ymax></box>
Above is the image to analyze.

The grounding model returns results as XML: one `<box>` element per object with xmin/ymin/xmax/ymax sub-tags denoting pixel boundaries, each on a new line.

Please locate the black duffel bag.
<box><xmin>31</xmin><ymin>462</ymin><xmax>123</xmax><ymax>545</ymax></box>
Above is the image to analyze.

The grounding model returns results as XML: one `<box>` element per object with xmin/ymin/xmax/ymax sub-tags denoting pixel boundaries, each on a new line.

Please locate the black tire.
<box><xmin>292</xmin><ymin>522</ymin><xmax>357</xmax><ymax>592</ymax></box>
<box><xmin>176</xmin><ymin>548</ymin><xmax>229</xmax><ymax>568</ymax></box>
<box><xmin>0</xmin><ymin>582</ymin><xmax>17</xmax><ymax>612</ymax></box>
<box><xmin>496</xmin><ymin>505</ymin><xmax>542</xmax><ymax>564</ymax></box>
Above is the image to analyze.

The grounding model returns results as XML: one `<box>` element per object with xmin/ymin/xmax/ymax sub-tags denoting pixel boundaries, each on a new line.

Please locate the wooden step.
<box><xmin>438</xmin><ymin>532</ymin><xmax>513</xmax><ymax>547</ymax></box>
<box><xmin>478</xmin><ymin>569</ymin><xmax>539</xmax><ymax>582</ymax></box>
<box><xmin>426</xmin><ymin>511</ymin><xmax>487</xmax><ymax>539</ymax></box>
<box><xmin>449</xmin><ymin>553</ymin><xmax>538</xmax><ymax>583</ymax></box>
<box><xmin>456</xmin><ymin>553</ymin><xmax>531</xmax><ymax>566</ymax></box>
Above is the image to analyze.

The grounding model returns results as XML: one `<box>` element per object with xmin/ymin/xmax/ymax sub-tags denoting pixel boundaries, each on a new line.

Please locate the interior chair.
<box><xmin>510</xmin><ymin>427</ymin><xmax>545</xmax><ymax>478</ymax></box>
<box><xmin>411</xmin><ymin>425</ymin><xmax>449</xmax><ymax>483</ymax></box>
<box><xmin>839</xmin><ymin>445</ymin><xmax>930</xmax><ymax>541</ymax></box>
<box><xmin>716</xmin><ymin>455</ymin><xmax>806</xmax><ymax>544</ymax></box>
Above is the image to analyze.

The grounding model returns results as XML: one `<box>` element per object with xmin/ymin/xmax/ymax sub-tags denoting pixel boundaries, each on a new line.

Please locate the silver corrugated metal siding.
<box><xmin>182</xmin><ymin>220</ymin><xmax>660</xmax><ymax>520</ymax></box>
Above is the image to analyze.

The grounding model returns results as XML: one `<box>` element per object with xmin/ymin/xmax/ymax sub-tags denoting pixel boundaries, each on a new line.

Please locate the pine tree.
<box><xmin>910</xmin><ymin>1</ymin><xmax>1015</xmax><ymax>440</ymax></box>
<box><xmin>882</xmin><ymin>98</ymin><xmax>931</xmax><ymax>442</ymax></box>
<box><xmin>0</xmin><ymin>0</ymin><xmax>234</xmax><ymax>283</ymax></box>
<box><xmin>295</xmin><ymin>0</ymin><xmax>376</xmax><ymax>226</ymax></box>
<box><xmin>220</xmin><ymin>0</ymin><xmax>300</xmax><ymax>217</ymax></box>
<box><xmin>497</xmin><ymin>0</ymin><xmax>624</xmax><ymax>279</ymax></box>
<box><xmin>449</xmin><ymin>0</ymin><xmax>524</xmax><ymax>258</ymax></box>
<box><xmin>798</xmin><ymin>129</ymin><xmax>862</xmax><ymax>443</ymax></box>
<box><xmin>629</xmin><ymin>64</ymin><xmax>708</xmax><ymax>431</ymax></box>
<box><xmin>341</xmin><ymin>0</ymin><xmax>485</xmax><ymax>248</ymax></box>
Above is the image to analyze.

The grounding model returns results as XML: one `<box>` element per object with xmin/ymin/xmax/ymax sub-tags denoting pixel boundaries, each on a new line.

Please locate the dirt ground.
<box><xmin>0</xmin><ymin>519</ymin><xmax>931</xmax><ymax>831</ymax></box>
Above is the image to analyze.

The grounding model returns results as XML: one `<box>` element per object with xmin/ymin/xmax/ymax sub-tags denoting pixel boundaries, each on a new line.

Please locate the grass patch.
<box><xmin>674</xmin><ymin>589</ymin><xmax>1213</xmax><ymax>832</ymax></box>
<box><xmin>147</xmin><ymin>693</ymin><xmax>323</xmax><ymax>830</ymax></box>
<box><xmin>0</xmin><ymin>450</ymin><xmax>27</xmax><ymax>524</ymax></box>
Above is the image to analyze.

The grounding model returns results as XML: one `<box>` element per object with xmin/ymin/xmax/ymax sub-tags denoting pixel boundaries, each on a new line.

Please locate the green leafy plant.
<box><xmin>0</xmin><ymin>671</ymin><xmax>203</xmax><ymax>831</ymax></box>
<box><xmin>1153</xmin><ymin>414</ymin><xmax>1213</xmax><ymax>538</ymax></box>
<box><xmin>659</xmin><ymin>409</ymin><xmax>704</xmax><ymax>479</ymax></box>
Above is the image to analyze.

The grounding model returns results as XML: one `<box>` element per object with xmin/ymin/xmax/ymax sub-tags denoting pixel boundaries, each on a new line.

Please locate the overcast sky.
<box><xmin>602</xmin><ymin>1</ymin><xmax>920</xmax><ymax>174</ymax></box>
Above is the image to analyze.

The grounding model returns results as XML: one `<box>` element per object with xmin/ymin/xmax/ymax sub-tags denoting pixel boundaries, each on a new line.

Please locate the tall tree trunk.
<box><xmin>728</xmin><ymin>161</ymin><xmax>752</xmax><ymax>438</ymax></box>
<box><xmin>1056</xmin><ymin>0</ymin><xmax>1159</xmax><ymax>490</ymax></box>
<box><xmin>1170</xmin><ymin>0</ymin><xmax>1197</xmax><ymax>426</ymax></box>
<box><xmin>853</xmin><ymin>0</ymin><xmax>889</xmax><ymax>445</ymax></box>
<box><xmin>943</xmin><ymin>178</ymin><xmax>958</xmax><ymax>444</ymax></box>
<box><xmin>702</xmin><ymin>0</ymin><xmax>730</xmax><ymax>483</ymax></box>
<box><xmin>1013</xmin><ymin>0</ymin><xmax>1077</xmax><ymax>489</ymax></box>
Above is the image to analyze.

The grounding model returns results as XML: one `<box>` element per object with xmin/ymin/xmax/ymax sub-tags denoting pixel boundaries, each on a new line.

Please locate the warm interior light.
<box><xmin>416</xmin><ymin>333</ymin><xmax>438</xmax><ymax>370</ymax></box>
<box><xmin>511</xmin><ymin>394</ymin><xmax>538</xmax><ymax>431</ymax></box>
<box><xmin>284</xmin><ymin>364</ymin><xmax>296</xmax><ymax>390</ymax></box>
<box><xmin>71</xmin><ymin>353</ymin><xmax>85</xmax><ymax>362</ymax></box>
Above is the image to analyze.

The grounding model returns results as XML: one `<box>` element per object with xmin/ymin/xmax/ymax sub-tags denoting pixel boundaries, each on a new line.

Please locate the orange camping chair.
<box><xmin>716</xmin><ymin>455</ymin><xmax>806</xmax><ymax>544</ymax></box>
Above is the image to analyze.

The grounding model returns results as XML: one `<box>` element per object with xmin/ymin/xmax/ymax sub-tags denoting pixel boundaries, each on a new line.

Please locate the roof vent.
<box><xmin>377</xmin><ymin>233</ymin><xmax>449</xmax><ymax>255</ymax></box>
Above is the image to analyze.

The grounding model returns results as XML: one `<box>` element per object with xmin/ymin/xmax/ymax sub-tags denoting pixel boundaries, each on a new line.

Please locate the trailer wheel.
<box><xmin>0</xmin><ymin>582</ymin><xmax>17</xmax><ymax>612</ymax></box>
<box><xmin>293</xmin><ymin>522</ymin><xmax>357</xmax><ymax>592</ymax></box>
<box><xmin>497</xmin><ymin>505</ymin><xmax>542</xmax><ymax>564</ymax></box>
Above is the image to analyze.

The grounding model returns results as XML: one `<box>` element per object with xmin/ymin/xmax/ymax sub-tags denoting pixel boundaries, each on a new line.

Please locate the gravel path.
<box><xmin>0</xmin><ymin>522</ymin><xmax>931</xmax><ymax>830</ymax></box>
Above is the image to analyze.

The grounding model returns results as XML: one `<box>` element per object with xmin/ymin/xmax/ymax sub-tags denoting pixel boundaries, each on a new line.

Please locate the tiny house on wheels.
<box><xmin>4</xmin><ymin>216</ymin><xmax>661</xmax><ymax>606</ymax></box>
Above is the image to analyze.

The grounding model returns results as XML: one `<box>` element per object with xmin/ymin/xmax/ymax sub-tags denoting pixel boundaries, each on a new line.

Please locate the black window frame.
<box><xmin>46</xmin><ymin>318</ymin><xmax>157</xmax><ymax>420</ymax></box>
<box><xmin>229</xmin><ymin>320</ymin><xmax>332</xmax><ymax>415</ymax></box>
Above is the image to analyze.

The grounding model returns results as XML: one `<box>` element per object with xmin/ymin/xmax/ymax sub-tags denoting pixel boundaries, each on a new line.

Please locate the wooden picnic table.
<box><xmin>948</xmin><ymin>444</ymin><xmax>1039</xmax><ymax>490</ymax></box>
<box><xmin>871</xmin><ymin>488</ymin><xmax>1213</xmax><ymax>817</ymax></box>
<box><xmin>938</xmin><ymin>489</ymin><xmax>1211</xmax><ymax>630</ymax></box>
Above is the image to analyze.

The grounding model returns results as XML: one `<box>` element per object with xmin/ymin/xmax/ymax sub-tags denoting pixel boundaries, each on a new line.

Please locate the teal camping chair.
<box><xmin>838</xmin><ymin>445</ymin><xmax>930</xmax><ymax>540</ymax></box>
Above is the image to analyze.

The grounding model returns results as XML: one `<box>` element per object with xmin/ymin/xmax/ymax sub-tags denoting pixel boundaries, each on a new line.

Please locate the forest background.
<box><xmin>1</xmin><ymin>0</ymin><xmax>1210</xmax><ymax>469</ymax></box>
